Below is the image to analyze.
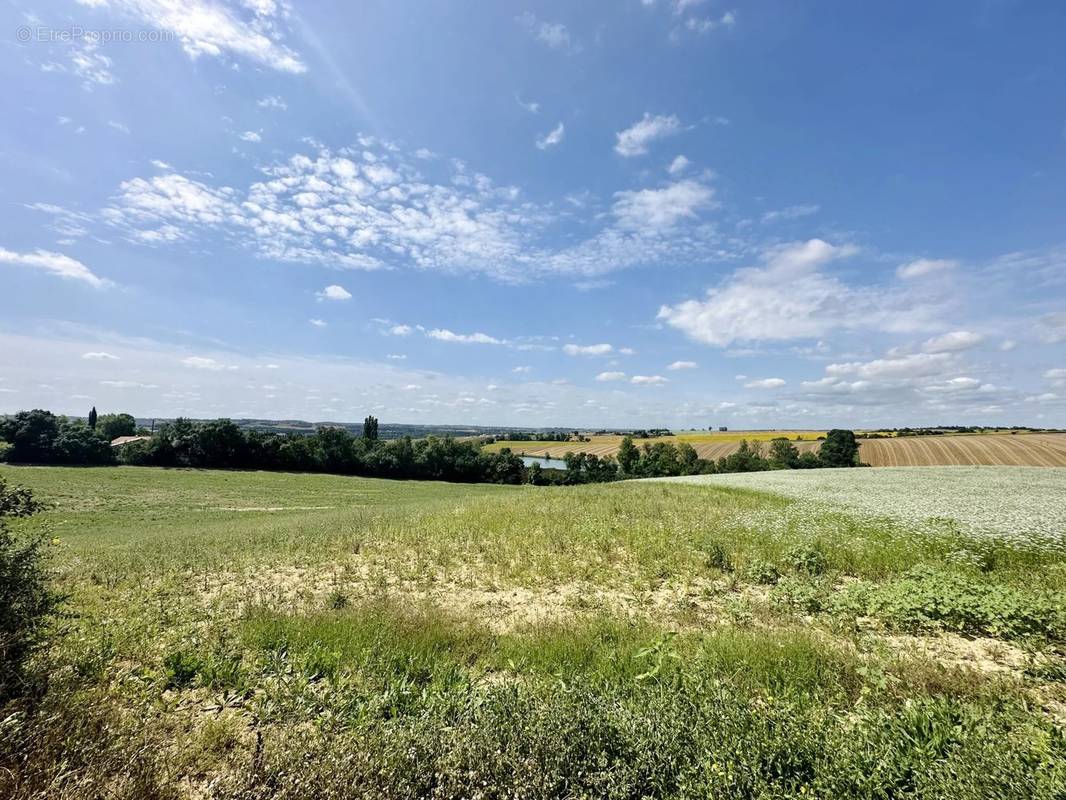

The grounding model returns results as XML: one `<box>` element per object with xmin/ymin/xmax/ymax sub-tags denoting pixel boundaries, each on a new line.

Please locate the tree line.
<box><xmin>0</xmin><ymin>409</ymin><xmax>863</xmax><ymax>485</ymax></box>
<box><xmin>553</xmin><ymin>431</ymin><xmax>862</xmax><ymax>483</ymax></box>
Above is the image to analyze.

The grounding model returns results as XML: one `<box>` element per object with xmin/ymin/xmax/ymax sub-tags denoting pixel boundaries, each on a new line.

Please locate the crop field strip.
<box><xmin>488</xmin><ymin>432</ymin><xmax>1066</xmax><ymax>467</ymax></box>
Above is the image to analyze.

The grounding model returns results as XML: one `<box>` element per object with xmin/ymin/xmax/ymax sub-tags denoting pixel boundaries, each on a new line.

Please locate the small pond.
<box><xmin>520</xmin><ymin>455</ymin><xmax>569</xmax><ymax>470</ymax></box>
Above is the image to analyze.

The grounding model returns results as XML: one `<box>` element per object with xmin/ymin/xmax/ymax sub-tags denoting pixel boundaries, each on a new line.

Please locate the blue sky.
<box><xmin>2</xmin><ymin>0</ymin><xmax>1065</xmax><ymax>428</ymax></box>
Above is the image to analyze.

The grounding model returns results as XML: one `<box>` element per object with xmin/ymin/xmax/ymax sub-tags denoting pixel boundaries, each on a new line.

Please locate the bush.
<box><xmin>0</xmin><ymin>478</ymin><xmax>62</xmax><ymax>702</ymax></box>
<box><xmin>785</xmin><ymin>543</ymin><xmax>828</xmax><ymax>576</ymax></box>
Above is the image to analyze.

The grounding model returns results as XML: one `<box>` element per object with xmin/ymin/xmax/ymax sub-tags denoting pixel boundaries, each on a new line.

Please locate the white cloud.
<box><xmin>667</xmin><ymin>155</ymin><xmax>690</xmax><ymax>175</ymax></box>
<box><xmin>427</xmin><ymin>329</ymin><xmax>504</xmax><ymax>345</ymax></box>
<box><xmin>684</xmin><ymin>10</ymin><xmax>737</xmax><ymax>33</ymax></box>
<box><xmin>309</xmin><ymin>318</ymin><xmax>327</xmax><ymax>328</ymax></box>
<box><xmin>181</xmin><ymin>356</ymin><xmax>226</xmax><ymax>370</ymax></box>
<box><xmin>1045</xmin><ymin>368</ymin><xmax>1066</xmax><ymax>387</ymax></box>
<box><xmin>897</xmin><ymin>258</ymin><xmax>958</xmax><ymax>280</ymax></box>
<box><xmin>596</xmin><ymin>371</ymin><xmax>627</xmax><ymax>382</ymax></box>
<box><xmin>108</xmin><ymin>120</ymin><xmax>131</xmax><ymax>134</ymax></box>
<box><xmin>535</xmin><ymin>122</ymin><xmax>565</xmax><ymax>150</ymax></box>
<box><xmin>516</xmin><ymin>96</ymin><xmax>540</xmax><ymax>114</ymax></box>
<box><xmin>388</xmin><ymin>325</ymin><xmax>413</xmax><ymax>336</ymax></box>
<box><xmin>512</xmin><ymin>366</ymin><xmax>532</xmax><ymax>373</ymax></box>
<box><xmin>516</xmin><ymin>12</ymin><xmax>573</xmax><ymax>49</ymax></box>
<box><xmin>99</xmin><ymin>140</ymin><xmax>727</xmax><ymax>280</ymax></box>
<box><xmin>658</xmin><ymin>239</ymin><xmax>939</xmax><ymax>347</ymax></box>
<box><xmin>612</xmin><ymin>179</ymin><xmax>715</xmax><ymax>232</ymax></box>
<box><xmin>386</xmin><ymin>353</ymin><xmax>406</xmax><ymax>360</ymax></box>
<box><xmin>77</xmin><ymin>0</ymin><xmax>306</xmax><ymax>73</ymax></box>
<box><xmin>743</xmin><ymin>377</ymin><xmax>786</xmax><ymax>389</ymax></box>
<box><xmin>0</xmin><ymin>246</ymin><xmax>107</xmax><ymax>287</ymax></box>
<box><xmin>921</xmin><ymin>330</ymin><xmax>983</xmax><ymax>353</ymax></box>
<box><xmin>257</xmin><ymin>95</ymin><xmax>287</xmax><ymax>110</ymax></box>
<box><xmin>81</xmin><ymin>351</ymin><xmax>119</xmax><ymax>360</ymax></box>
<box><xmin>631</xmin><ymin>375</ymin><xmax>668</xmax><ymax>385</ymax></box>
<box><xmin>615</xmin><ymin>113</ymin><xmax>682</xmax><ymax>157</ymax></box>
<box><xmin>317</xmin><ymin>284</ymin><xmax>352</xmax><ymax>301</ymax></box>
<box><xmin>826</xmin><ymin>352</ymin><xmax>952</xmax><ymax>380</ymax></box>
<box><xmin>667</xmin><ymin>360</ymin><xmax>697</xmax><ymax>370</ymax></box>
<box><xmin>761</xmin><ymin>204</ymin><xmax>819</xmax><ymax>224</ymax></box>
<box><xmin>240</xmin><ymin>130</ymin><xmax>262</xmax><ymax>142</ymax></box>
<box><xmin>563</xmin><ymin>343</ymin><xmax>613</xmax><ymax>356</ymax></box>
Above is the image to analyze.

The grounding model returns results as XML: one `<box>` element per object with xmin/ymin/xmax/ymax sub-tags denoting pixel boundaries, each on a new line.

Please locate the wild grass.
<box><xmin>1</xmin><ymin>465</ymin><xmax>1065</xmax><ymax>798</ymax></box>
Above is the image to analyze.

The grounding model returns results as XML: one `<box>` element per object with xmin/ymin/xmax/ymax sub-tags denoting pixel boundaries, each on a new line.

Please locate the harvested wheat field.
<box><xmin>859</xmin><ymin>433</ymin><xmax>1066</xmax><ymax>467</ymax></box>
<box><xmin>487</xmin><ymin>432</ymin><xmax>1066</xmax><ymax>467</ymax></box>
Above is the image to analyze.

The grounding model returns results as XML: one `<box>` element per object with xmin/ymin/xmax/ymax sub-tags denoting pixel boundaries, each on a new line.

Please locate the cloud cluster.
<box><xmin>97</xmin><ymin>140</ymin><xmax>723</xmax><ymax>281</ymax></box>
<box><xmin>75</xmin><ymin>0</ymin><xmax>306</xmax><ymax>73</ymax></box>
<box><xmin>658</xmin><ymin>239</ymin><xmax>941</xmax><ymax>347</ymax></box>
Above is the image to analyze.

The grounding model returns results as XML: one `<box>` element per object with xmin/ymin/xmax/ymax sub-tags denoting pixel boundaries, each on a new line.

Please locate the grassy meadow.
<box><xmin>3</xmin><ymin>465</ymin><xmax>1066</xmax><ymax>798</ymax></box>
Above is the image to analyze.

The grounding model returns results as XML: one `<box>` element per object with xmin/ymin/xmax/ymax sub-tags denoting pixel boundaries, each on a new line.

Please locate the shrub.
<box><xmin>0</xmin><ymin>478</ymin><xmax>62</xmax><ymax>702</ymax></box>
<box><xmin>700</xmin><ymin>540</ymin><xmax>733</xmax><ymax>573</ymax></box>
<box><xmin>745</xmin><ymin>558</ymin><xmax>781</xmax><ymax>585</ymax></box>
<box><xmin>785</xmin><ymin>543</ymin><xmax>828</xmax><ymax>576</ymax></box>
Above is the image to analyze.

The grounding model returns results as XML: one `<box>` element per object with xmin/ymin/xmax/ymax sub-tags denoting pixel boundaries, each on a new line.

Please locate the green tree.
<box><xmin>617</xmin><ymin>436</ymin><xmax>639</xmax><ymax>475</ymax></box>
<box><xmin>819</xmin><ymin>429</ymin><xmax>860</xmax><ymax>467</ymax></box>
<box><xmin>0</xmin><ymin>477</ymin><xmax>62</xmax><ymax>702</ymax></box>
<box><xmin>87</xmin><ymin>406</ymin><xmax>97</xmax><ymax>430</ymax></box>
<box><xmin>0</xmin><ymin>410</ymin><xmax>60</xmax><ymax>463</ymax></box>
<box><xmin>677</xmin><ymin>442</ymin><xmax>700</xmax><ymax>475</ymax></box>
<box><xmin>768</xmin><ymin>437</ymin><xmax>800</xmax><ymax>469</ymax></box>
<box><xmin>362</xmin><ymin>415</ymin><xmax>379</xmax><ymax>442</ymax></box>
<box><xmin>98</xmin><ymin>413</ymin><xmax>136</xmax><ymax>440</ymax></box>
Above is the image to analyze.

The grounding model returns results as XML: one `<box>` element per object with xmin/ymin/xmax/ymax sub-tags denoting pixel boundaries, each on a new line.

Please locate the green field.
<box><xmin>3</xmin><ymin>465</ymin><xmax>1066</xmax><ymax>799</ymax></box>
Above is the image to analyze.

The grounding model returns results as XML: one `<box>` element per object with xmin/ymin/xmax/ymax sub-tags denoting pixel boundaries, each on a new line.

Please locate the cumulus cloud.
<box><xmin>181</xmin><ymin>356</ymin><xmax>227</xmax><ymax>370</ymax></box>
<box><xmin>897</xmin><ymin>258</ymin><xmax>957</xmax><ymax>280</ymax></box>
<box><xmin>427</xmin><ymin>329</ymin><xmax>504</xmax><ymax>345</ymax></box>
<box><xmin>316</xmin><ymin>284</ymin><xmax>352</xmax><ymax>301</ymax></box>
<box><xmin>826</xmin><ymin>352</ymin><xmax>952</xmax><ymax>380</ymax></box>
<box><xmin>596</xmin><ymin>371</ymin><xmax>627</xmax><ymax>382</ymax></box>
<box><xmin>631</xmin><ymin>375</ymin><xmax>668</xmax><ymax>385</ymax></box>
<box><xmin>76</xmin><ymin>0</ymin><xmax>306</xmax><ymax>73</ymax></box>
<box><xmin>667</xmin><ymin>360</ymin><xmax>697</xmax><ymax>370</ymax></box>
<box><xmin>535</xmin><ymin>122</ymin><xmax>565</xmax><ymax>150</ymax></box>
<box><xmin>658</xmin><ymin>239</ymin><xmax>940</xmax><ymax>347</ymax></box>
<box><xmin>82</xmin><ymin>352</ymin><xmax>119</xmax><ymax>360</ymax></box>
<box><xmin>0</xmin><ymin>246</ymin><xmax>107</xmax><ymax>287</ymax></box>
<box><xmin>563</xmin><ymin>343</ymin><xmax>613</xmax><ymax>356</ymax></box>
<box><xmin>309</xmin><ymin>318</ymin><xmax>327</xmax><ymax>328</ymax></box>
<box><xmin>388</xmin><ymin>325</ymin><xmax>413</xmax><ymax>336</ymax></box>
<box><xmin>668</xmin><ymin>155</ymin><xmax>690</xmax><ymax>175</ymax></box>
<box><xmin>921</xmin><ymin>330</ymin><xmax>983</xmax><ymax>353</ymax></box>
<box><xmin>239</xmin><ymin>130</ymin><xmax>262</xmax><ymax>142</ymax></box>
<box><xmin>615</xmin><ymin>113</ymin><xmax>682</xmax><ymax>157</ymax></box>
<box><xmin>743</xmin><ymin>377</ymin><xmax>786</xmax><ymax>389</ymax></box>
<box><xmin>612</xmin><ymin>179</ymin><xmax>715</xmax><ymax>232</ymax></box>
<box><xmin>512</xmin><ymin>366</ymin><xmax>532</xmax><ymax>373</ymax></box>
